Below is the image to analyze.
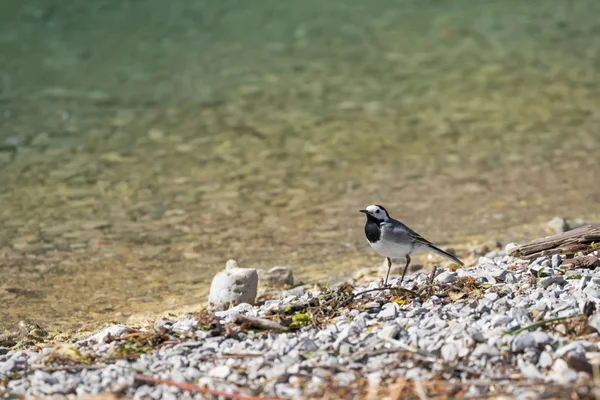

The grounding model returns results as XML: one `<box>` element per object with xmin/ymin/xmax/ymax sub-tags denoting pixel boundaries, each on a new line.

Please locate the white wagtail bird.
<box><xmin>360</xmin><ymin>204</ymin><xmax>464</xmax><ymax>286</ymax></box>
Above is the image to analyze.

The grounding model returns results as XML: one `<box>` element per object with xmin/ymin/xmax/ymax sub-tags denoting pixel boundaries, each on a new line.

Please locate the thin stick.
<box><xmin>506</xmin><ymin>314</ymin><xmax>581</xmax><ymax>335</ymax></box>
<box><xmin>232</xmin><ymin>314</ymin><xmax>289</xmax><ymax>332</ymax></box>
<box><xmin>134</xmin><ymin>374</ymin><xmax>283</xmax><ymax>400</ymax></box>
<box><xmin>352</xmin><ymin>286</ymin><xmax>419</xmax><ymax>298</ymax></box>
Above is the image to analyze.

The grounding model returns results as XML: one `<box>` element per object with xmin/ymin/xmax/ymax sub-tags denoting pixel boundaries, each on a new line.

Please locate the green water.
<box><xmin>1</xmin><ymin>0</ymin><xmax>599</xmax><ymax>333</ymax></box>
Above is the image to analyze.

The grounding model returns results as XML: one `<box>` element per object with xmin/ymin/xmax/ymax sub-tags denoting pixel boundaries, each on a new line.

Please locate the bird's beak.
<box><xmin>359</xmin><ymin>209</ymin><xmax>368</xmax><ymax>214</ymax></box>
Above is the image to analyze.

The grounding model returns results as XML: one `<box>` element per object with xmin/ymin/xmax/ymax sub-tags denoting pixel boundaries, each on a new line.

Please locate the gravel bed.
<box><xmin>2</xmin><ymin>249</ymin><xmax>600</xmax><ymax>399</ymax></box>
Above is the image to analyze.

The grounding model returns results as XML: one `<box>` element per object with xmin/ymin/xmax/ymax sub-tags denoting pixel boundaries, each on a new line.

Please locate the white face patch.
<box><xmin>365</xmin><ymin>204</ymin><xmax>389</xmax><ymax>221</ymax></box>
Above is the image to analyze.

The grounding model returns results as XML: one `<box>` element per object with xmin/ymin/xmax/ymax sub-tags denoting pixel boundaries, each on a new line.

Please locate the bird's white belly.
<box><xmin>369</xmin><ymin>238</ymin><xmax>412</xmax><ymax>259</ymax></box>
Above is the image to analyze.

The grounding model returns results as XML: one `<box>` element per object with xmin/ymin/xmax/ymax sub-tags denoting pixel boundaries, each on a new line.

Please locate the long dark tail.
<box><xmin>425</xmin><ymin>244</ymin><xmax>464</xmax><ymax>266</ymax></box>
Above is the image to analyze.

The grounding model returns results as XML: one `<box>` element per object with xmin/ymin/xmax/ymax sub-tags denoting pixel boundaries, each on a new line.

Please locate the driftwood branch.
<box><xmin>232</xmin><ymin>314</ymin><xmax>289</xmax><ymax>332</ymax></box>
<box><xmin>508</xmin><ymin>225</ymin><xmax>600</xmax><ymax>259</ymax></box>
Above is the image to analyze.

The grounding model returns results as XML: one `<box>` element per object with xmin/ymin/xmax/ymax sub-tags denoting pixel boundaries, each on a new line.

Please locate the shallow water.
<box><xmin>1</xmin><ymin>0</ymin><xmax>599</xmax><ymax>333</ymax></box>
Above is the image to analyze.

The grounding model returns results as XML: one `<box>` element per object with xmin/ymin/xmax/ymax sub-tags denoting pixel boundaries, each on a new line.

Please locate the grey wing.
<box><xmin>384</xmin><ymin>220</ymin><xmax>433</xmax><ymax>246</ymax></box>
<box><xmin>386</xmin><ymin>219</ymin><xmax>464</xmax><ymax>266</ymax></box>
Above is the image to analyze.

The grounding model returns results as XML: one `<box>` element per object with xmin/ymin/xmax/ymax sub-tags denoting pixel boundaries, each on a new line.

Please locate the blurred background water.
<box><xmin>1</xmin><ymin>0</ymin><xmax>599</xmax><ymax>333</ymax></box>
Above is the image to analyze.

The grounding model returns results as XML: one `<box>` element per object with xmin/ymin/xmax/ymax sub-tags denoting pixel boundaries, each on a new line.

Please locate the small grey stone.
<box><xmin>275</xmin><ymin>385</ymin><xmax>303</xmax><ymax>398</ymax></box>
<box><xmin>171</xmin><ymin>318</ymin><xmax>197</xmax><ymax>333</ymax></box>
<box><xmin>171</xmin><ymin>369</ymin><xmax>187</xmax><ymax>384</ymax></box>
<box><xmin>377</xmin><ymin>303</ymin><xmax>398</xmax><ymax>320</ymax></box>
<box><xmin>301</xmin><ymin>339</ymin><xmax>319</xmax><ymax>352</ymax></box>
<box><xmin>490</xmin><ymin>269</ymin><xmax>509</xmax><ymax>281</ymax></box>
<box><xmin>511</xmin><ymin>331</ymin><xmax>552</xmax><ymax>353</ymax></box>
<box><xmin>377</xmin><ymin>324</ymin><xmax>400</xmax><ymax>339</ymax></box>
<box><xmin>584</xmin><ymin>283</ymin><xmax>600</xmax><ymax>299</ymax></box>
<box><xmin>435</xmin><ymin>272</ymin><xmax>457</xmax><ymax>283</ymax></box>
<box><xmin>441</xmin><ymin>343</ymin><xmax>458</xmax><ymax>362</ymax></box>
<box><xmin>32</xmin><ymin>370</ymin><xmax>58</xmax><ymax>385</ymax></box>
<box><xmin>183</xmin><ymin>367</ymin><xmax>202</xmax><ymax>381</ymax></box>
<box><xmin>511</xmin><ymin>332</ymin><xmax>536</xmax><ymax>353</ymax></box>
<box><xmin>491</xmin><ymin>315</ymin><xmax>513</xmax><ymax>327</ymax></box>
<box><xmin>505</xmin><ymin>272</ymin><xmax>518</xmax><ymax>284</ymax></box>
<box><xmin>539</xmin><ymin>276</ymin><xmax>565</xmax><ymax>289</ymax></box>
<box><xmin>338</xmin><ymin>343</ymin><xmax>352</xmax><ymax>356</ymax></box>
<box><xmin>471</xmin><ymin>344</ymin><xmax>500</xmax><ymax>357</ymax></box>
<box><xmin>484</xmin><ymin>292</ymin><xmax>499</xmax><ymax>302</ymax></box>
<box><xmin>0</xmin><ymin>359</ymin><xmax>17</xmax><ymax>374</ymax></box>
<box><xmin>518</xmin><ymin>361</ymin><xmax>543</xmax><ymax>380</ymax></box>
<box><xmin>334</xmin><ymin>372</ymin><xmax>356</xmax><ymax>386</ymax></box>
<box><xmin>579</xmin><ymin>275</ymin><xmax>591</xmax><ymax>291</ymax></box>
<box><xmin>555</xmin><ymin>340</ymin><xmax>592</xmax><ymax>358</ymax></box>
<box><xmin>538</xmin><ymin>351</ymin><xmax>553</xmax><ymax>368</ymax></box>
<box><xmin>549</xmin><ymin>358</ymin><xmax>578</xmax><ymax>384</ymax></box>
<box><xmin>551</xmin><ymin>254</ymin><xmax>562</xmax><ymax>269</ymax></box>
<box><xmin>209</xmin><ymin>365</ymin><xmax>231</xmax><ymax>379</ymax></box>
<box><xmin>531</xmin><ymin>331</ymin><xmax>553</xmax><ymax>347</ymax></box>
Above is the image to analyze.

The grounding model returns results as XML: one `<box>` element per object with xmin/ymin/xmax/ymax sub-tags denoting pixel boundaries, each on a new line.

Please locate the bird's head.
<box><xmin>359</xmin><ymin>204</ymin><xmax>390</xmax><ymax>221</ymax></box>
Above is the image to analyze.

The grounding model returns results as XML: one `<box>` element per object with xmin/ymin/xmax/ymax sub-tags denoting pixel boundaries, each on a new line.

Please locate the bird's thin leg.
<box><xmin>383</xmin><ymin>257</ymin><xmax>392</xmax><ymax>287</ymax></box>
<box><xmin>400</xmin><ymin>255</ymin><xmax>411</xmax><ymax>284</ymax></box>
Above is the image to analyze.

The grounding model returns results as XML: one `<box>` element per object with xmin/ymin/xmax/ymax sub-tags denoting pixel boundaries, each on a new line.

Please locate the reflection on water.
<box><xmin>1</xmin><ymin>0</ymin><xmax>599</xmax><ymax>332</ymax></box>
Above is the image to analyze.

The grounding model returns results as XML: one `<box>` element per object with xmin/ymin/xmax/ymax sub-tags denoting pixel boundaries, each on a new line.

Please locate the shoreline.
<box><xmin>2</xmin><ymin>229</ymin><xmax>600</xmax><ymax>398</ymax></box>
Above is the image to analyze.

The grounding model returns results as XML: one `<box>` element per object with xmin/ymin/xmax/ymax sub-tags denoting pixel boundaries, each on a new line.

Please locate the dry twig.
<box><xmin>232</xmin><ymin>314</ymin><xmax>289</xmax><ymax>332</ymax></box>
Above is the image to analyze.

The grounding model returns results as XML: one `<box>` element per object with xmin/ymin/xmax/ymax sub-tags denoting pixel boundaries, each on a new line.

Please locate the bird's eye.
<box><xmin>375</xmin><ymin>210</ymin><xmax>380</xmax><ymax>214</ymax></box>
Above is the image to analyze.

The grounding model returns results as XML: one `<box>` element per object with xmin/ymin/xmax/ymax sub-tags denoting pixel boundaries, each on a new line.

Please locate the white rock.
<box><xmin>548</xmin><ymin>358</ymin><xmax>578</xmax><ymax>384</ymax></box>
<box><xmin>505</xmin><ymin>243</ymin><xmax>518</xmax><ymax>253</ymax></box>
<box><xmin>208</xmin><ymin>260</ymin><xmax>258</xmax><ymax>307</ymax></box>
<box><xmin>518</xmin><ymin>361</ymin><xmax>543</xmax><ymax>380</ymax></box>
<box><xmin>538</xmin><ymin>351</ymin><xmax>553</xmax><ymax>368</ymax></box>
<box><xmin>471</xmin><ymin>344</ymin><xmax>500</xmax><ymax>357</ymax></box>
<box><xmin>539</xmin><ymin>276</ymin><xmax>565</xmax><ymax>289</ymax></box>
<box><xmin>209</xmin><ymin>365</ymin><xmax>231</xmax><ymax>379</ymax></box>
<box><xmin>551</xmin><ymin>254</ymin><xmax>562</xmax><ymax>269</ymax></box>
<box><xmin>511</xmin><ymin>332</ymin><xmax>537</xmax><ymax>353</ymax></box>
<box><xmin>441</xmin><ymin>343</ymin><xmax>458</xmax><ymax>362</ymax></box>
<box><xmin>377</xmin><ymin>303</ymin><xmax>398</xmax><ymax>320</ymax></box>
<box><xmin>491</xmin><ymin>315</ymin><xmax>513</xmax><ymax>327</ymax></box>
<box><xmin>435</xmin><ymin>272</ymin><xmax>457</xmax><ymax>283</ymax></box>
<box><xmin>377</xmin><ymin>324</ymin><xmax>400</xmax><ymax>339</ymax></box>
<box><xmin>584</xmin><ymin>283</ymin><xmax>600</xmax><ymax>299</ymax></box>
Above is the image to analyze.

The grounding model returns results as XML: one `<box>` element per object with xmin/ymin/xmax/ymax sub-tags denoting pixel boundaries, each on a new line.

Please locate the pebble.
<box><xmin>435</xmin><ymin>271</ymin><xmax>457</xmax><ymax>283</ymax></box>
<box><xmin>377</xmin><ymin>324</ymin><xmax>400</xmax><ymax>339</ymax></box>
<box><xmin>441</xmin><ymin>343</ymin><xmax>458</xmax><ymax>362</ymax></box>
<box><xmin>377</xmin><ymin>303</ymin><xmax>398</xmax><ymax>320</ymax></box>
<box><xmin>551</xmin><ymin>254</ymin><xmax>562</xmax><ymax>269</ymax></box>
<box><xmin>208</xmin><ymin>259</ymin><xmax>258</xmax><ymax>308</ymax></box>
<box><xmin>209</xmin><ymin>365</ymin><xmax>231</xmax><ymax>379</ymax></box>
<box><xmin>538</xmin><ymin>276</ymin><xmax>565</xmax><ymax>289</ymax></box>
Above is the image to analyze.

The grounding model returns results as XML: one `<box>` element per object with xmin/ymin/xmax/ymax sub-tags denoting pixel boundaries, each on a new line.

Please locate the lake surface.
<box><xmin>1</xmin><ymin>0</ymin><xmax>599</xmax><ymax>333</ymax></box>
